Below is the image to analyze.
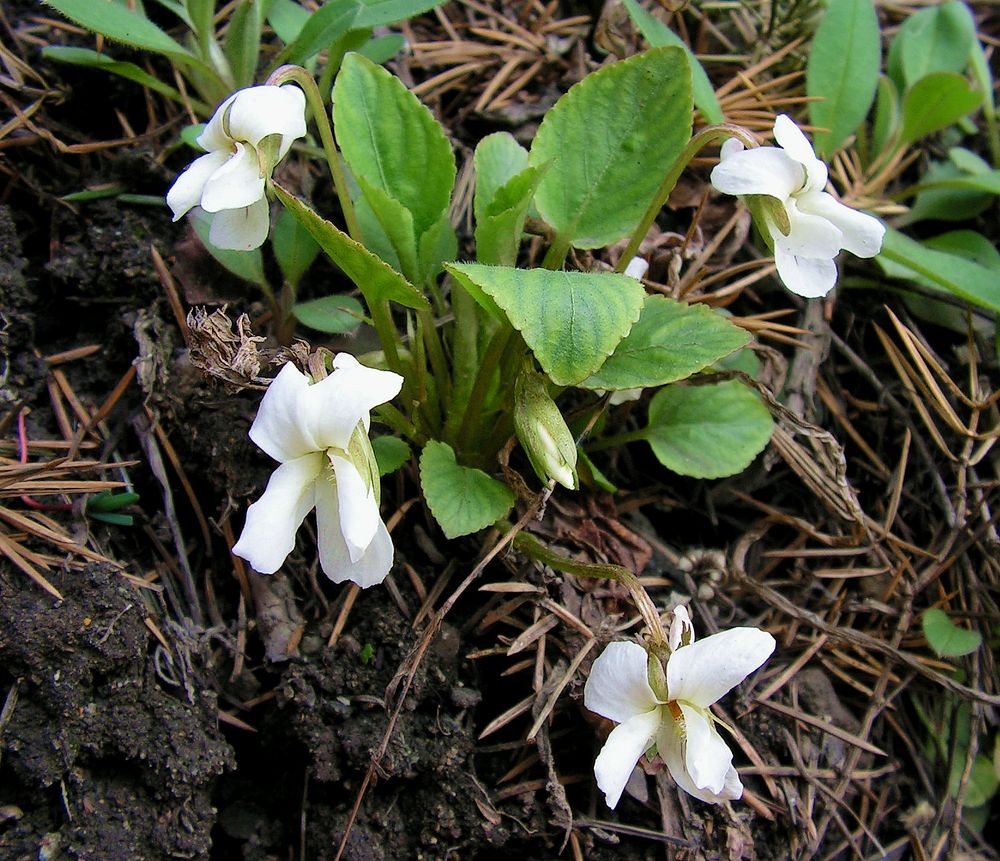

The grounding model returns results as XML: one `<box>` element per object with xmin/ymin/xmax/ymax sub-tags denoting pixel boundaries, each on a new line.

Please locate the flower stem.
<box><xmin>418</xmin><ymin>307</ymin><xmax>451</xmax><ymax>409</ymax></box>
<box><xmin>265</xmin><ymin>64</ymin><xmax>362</xmax><ymax>242</ymax></box>
<box><xmin>370</xmin><ymin>299</ymin><xmax>404</xmax><ymax>378</ymax></box>
<box><xmin>373</xmin><ymin>403</ymin><xmax>422</xmax><ymax>444</ymax></box>
<box><xmin>584</xmin><ymin>428</ymin><xmax>649</xmax><ymax>453</ymax></box>
<box><xmin>615</xmin><ymin>123</ymin><xmax>760</xmax><ymax>273</ymax></box>
<box><xmin>512</xmin><ymin>532</ymin><xmax>667</xmax><ymax>647</ymax></box>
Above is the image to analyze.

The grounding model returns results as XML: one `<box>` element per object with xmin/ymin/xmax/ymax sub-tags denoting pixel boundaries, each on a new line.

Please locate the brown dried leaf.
<box><xmin>185</xmin><ymin>307</ymin><xmax>269</xmax><ymax>392</ymax></box>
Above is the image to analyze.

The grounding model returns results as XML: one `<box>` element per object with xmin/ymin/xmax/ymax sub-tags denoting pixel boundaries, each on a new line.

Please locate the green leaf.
<box><xmin>878</xmin><ymin>228</ymin><xmax>1000</xmax><ymax>313</ymax></box>
<box><xmin>890</xmin><ymin>0</ymin><xmax>976</xmax><ymax>90</ymax></box>
<box><xmin>353</xmin><ymin>0</ymin><xmax>445</xmax><ymax>29</ymax></box>
<box><xmin>644</xmin><ymin>380</ymin><xmax>773</xmax><ymax>479</ymax></box>
<box><xmin>271</xmin><ymin>183</ymin><xmax>429</xmax><ymax>310</ymax></box>
<box><xmin>273</xmin><ymin>207</ymin><xmax>320</xmax><ymax>287</ymax></box>
<box><xmin>475</xmin><ymin>164</ymin><xmax>548</xmax><ymax>266</ymax></box>
<box><xmin>372</xmin><ymin>435</ymin><xmax>411</xmax><ymax>476</ymax></box>
<box><xmin>87</xmin><ymin>490</ymin><xmax>140</xmax><ymax>512</ymax></box>
<box><xmin>912</xmin><ymin>170</ymin><xmax>1000</xmax><ymax>196</ymax></box>
<box><xmin>277</xmin><ymin>0</ymin><xmax>442</xmax><ymax>65</ymax></box>
<box><xmin>224</xmin><ymin>0</ymin><xmax>266</xmax><ymax>88</ymax></box>
<box><xmin>959</xmin><ymin>756</ymin><xmax>999</xmax><ymax>808</ymax></box>
<box><xmin>418</xmin><ymin>210</ymin><xmax>457</xmax><ymax>282</ymax></box>
<box><xmin>529</xmin><ymin>47</ymin><xmax>692</xmax><ymax>249</ymax></box>
<box><xmin>40</xmin><ymin>47</ymin><xmax>191</xmax><ymax>108</ymax></box>
<box><xmin>474</xmin><ymin>133</ymin><xmax>530</xmax><ymax>225</ymax></box>
<box><xmin>806</xmin><ymin>0</ymin><xmax>880</xmax><ymax>158</ymax></box>
<box><xmin>180</xmin><ymin>123</ymin><xmax>207</xmax><ymax>149</ymax></box>
<box><xmin>871</xmin><ymin>75</ymin><xmax>900</xmax><ymax>157</ymax></box>
<box><xmin>291</xmin><ymin>295</ymin><xmax>365</xmax><ymax>333</ymax></box>
<box><xmin>473</xmin><ymin>133</ymin><xmax>546</xmax><ymax>265</ymax></box>
<box><xmin>445</xmin><ymin>263</ymin><xmax>645</xmax><ymax>386</ymax></box>
<box><xmin>186</xmin><ymin>0</ymin><xmax>215</xmax><ymax>38</ymax></box>
<box><xmin>358</xmin><ymin>33</ymin><xmax>406</xmax><ymax>64</ymax></box>
<box><xmin>354</xmin><ymin>176</ymin><xmax>419</xmax><ymax>280</ymax></box>
<box><xmin>334</xmin><ymin>53</ymin><xmax>455</xmax><ymax>242</ymax></box>
<box><xmin>907</xmin><ymin>159</ymin><xmax>994</xmax><ymax>224</ymax></box>
<box><xmin>152</xmin><ymin>0</ymin><xmax>194</xmax><ymax>28</ymax></box>
<box><xmin>582</xmin><ymin>295</ymin><xmax>750</xmax><ymax>390</ymax></box>
<box><xmin>43</xmin><ymin>0</ymin><xmax>194</xmax><ymax>58</ymax></box>
<box><xmin>88</xmin><ymin>511</ymin><xmax>135</xmax><ymax>527</ymax></box>
<box><xmin>922</xmin><ymin>608</ymin><xmax>982</xmax><ymax>658</ymax></box>
<box><xmin>267</xmin><ymin>0</ymin><xmax>313</xmax><ymax>44</ymax></box>
<box><xmin>419</xmin><ymin>440</ymin><xmax>515</xmax><ymax>539</ymax></box>
<box><xmin>925</xmin><ymin>230</ymin><xmax>1000</xmax><ymax>271</ymax></box>
<box><xmin>190</xmin><ymin>209</ymin><xmax>267</xmax><ymax>287</ymax></box>
<box><xmin>278</xmin><ymin>0</ymin><xmax>357</xmax><ymax>65</ymax></box>
<box><xmin>899</xmin><ymin>72</ymin><xmax>981</xmax><ymax>146</ymax></box>
<box><xmin>620</xmin><ymin>0</ymin><xmax>722</xmax><ymax>124</ymax></box>
<box><xmin>968</xmin><ymin>26</ymin><xmax>996</xmax><ymax>117</ymax></box>
<box><xmin>577</xmin><ymin>448</ymin><xmax>617</xmax><ymax>493</ymax></box>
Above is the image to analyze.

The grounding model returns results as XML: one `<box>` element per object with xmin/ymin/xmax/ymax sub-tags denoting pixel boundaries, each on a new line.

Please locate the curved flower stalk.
<box><xmin>710</xmin><ymin>115</ymin><xmax>885</xmax><ymax>298</ymax></box>
<box><xmin>583</xmin><ymin>606</ymin><xmax>775</xmax><ymax>808</ymax></box>
<box><xmin>167</xmin><ymin>85</ymin><xmax>307</xmax><ymax>251</ymax></box>
<box><xmin>232</xmin><ymin>356</ymin><xmax>404</xmax><ymax>588</ymax></box>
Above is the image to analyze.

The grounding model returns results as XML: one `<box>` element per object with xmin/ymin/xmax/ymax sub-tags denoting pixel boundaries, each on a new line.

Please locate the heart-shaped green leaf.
<box><xmin>271</xmin><ymin>183</ymin><xmax>428</xmax><ymax>310</ymax></box>
<box><xmin>445</xmin><ymin>263</ymin><xmax>645</xmax><ymax>386</ymax></box>
<box><xmin>644</xmin><ymin>380</ymin><xmax>773</xmax><ymax>479</ymax></box>
<box><xmin>419</xmin><ymin>440</ymin><xmax>515</xmax><ymax>539</ymax></box>
<box><xmin>529</xmin><ymin>47</ymin><xmax>692</xmax><ymax>249</ymax></box>
<box><xmin>922</xmin><ymin>608</ymin><xmax>982</xmax><ymax>658</ymax></box>
<box><xmin>582</xmin><ymin>296</ymin><xmax>749</xmax><ymax>390</ymax></box>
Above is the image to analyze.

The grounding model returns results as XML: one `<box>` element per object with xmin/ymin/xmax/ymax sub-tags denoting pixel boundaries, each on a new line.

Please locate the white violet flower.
<box><xmin>583</xmin><ymin>606</ymin><xmax>775</xmax><ymax>808</ymax></box>
<box><xmin>232</xmin><ymin>356</ymin><xmax>403</xmax><ymax>588</ymax></box>
<box><xmin>166</xmin><ymin>84</ymin><xmax>307</xmax><ymax>251</ymax></box>
<box><xmin>710</xmin><ymin>114</ymin><xmax>885</xmax><ymax>298</ymax></box>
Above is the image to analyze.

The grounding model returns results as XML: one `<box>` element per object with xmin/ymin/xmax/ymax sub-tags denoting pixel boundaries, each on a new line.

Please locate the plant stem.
<box><xmin>616</xmin><ymin>123</ymin><xmax>760</xmax><ymax>272</ymax></box>
<box><xmin>418</xmin><ymin>307</ymin><xmax>451</xmax><ymax>408</ymax></box>
<box><xmin>370</xmin><ymin>299</ymin><xmax>403</xmax><ymax>375</ymax></box>
<box><xmin>453</xmin><ymin>324</ymin><xmax>514</xmax><ymax>452</ymax></box>
<box><xmin>265</xmin><ymin>65</ymin><xmax>361</xmax><ymax>241</ymax></box>
<box><xmin>584</xmin><ymin>428</ymin><xmax>648</xmax><ymax>452</ymax></box>
<box><xmin>373</xmin><ymin>403</ymin><xmax>422</xmax><ymax>445</ymax></box>
<box><xmin>512</xmin><ymin>532</ymin><xmax>667</xmax><ymax>646</ymax></box>
<box><xmin>541</xmin><ymin>233</ymin><xmax>571</xmax><ymax>270</ymax></box>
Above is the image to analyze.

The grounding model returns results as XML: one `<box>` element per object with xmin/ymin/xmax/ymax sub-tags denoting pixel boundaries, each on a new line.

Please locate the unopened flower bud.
<box><xmin>514</xmin><ymin>367</ymin><xmax>578</xmax><ymax>490</ymax></box>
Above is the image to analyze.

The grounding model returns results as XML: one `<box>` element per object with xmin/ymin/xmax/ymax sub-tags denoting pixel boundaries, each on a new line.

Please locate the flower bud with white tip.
<box><xmin>513</xmin><ymin>366</ymin><xmax>578</xmax><ymax>490</ymax></box>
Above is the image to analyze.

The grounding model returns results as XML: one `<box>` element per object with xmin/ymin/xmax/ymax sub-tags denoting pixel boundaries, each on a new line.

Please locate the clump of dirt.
<box><xmin>0</xmin><ymin>564</ymin><xmax>234</xmax><ymax>861</ymax></box>
<box><xmin>210</xmin><ymin>586</ymin><xmax>520</xmax><ymax>861</ymax></box>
